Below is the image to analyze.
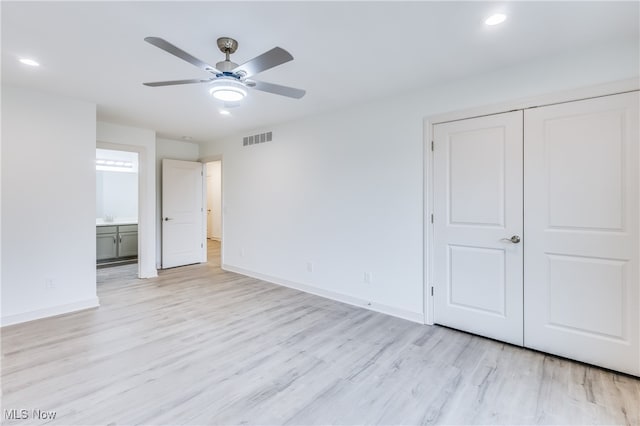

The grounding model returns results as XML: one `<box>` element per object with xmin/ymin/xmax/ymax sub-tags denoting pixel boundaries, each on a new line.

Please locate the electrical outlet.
<box><xmin>45</xmin><ymin>278</ymin><xmax>55</xmax><ymax>289</ymax></box>
<box><xmin>364</xmin><ymin>272</ymin><xmax>372</xmax><ymax>284</ymax></box>
<box><xmin>306</xmin><ymin>262</ymin><xmax>313</xmax><ymax>273</ymax></box>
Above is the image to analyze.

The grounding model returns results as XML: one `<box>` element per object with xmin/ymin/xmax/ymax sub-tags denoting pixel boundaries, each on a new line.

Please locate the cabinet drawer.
<box><xmin>97</xmin><ymin>226</ymin><xmax>117</xmax><ymax>234</ymax></box>
<box><xmin>119</xmin><ymin>224</ymin><xmax>138</xmax><ymax>233</ymax></box>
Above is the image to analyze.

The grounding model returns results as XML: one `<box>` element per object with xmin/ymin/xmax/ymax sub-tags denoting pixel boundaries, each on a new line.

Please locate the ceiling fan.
<box><xmin>142</xmin><ymin>36</ymin><xmax>306</xmax><ymax>102</ymax></box>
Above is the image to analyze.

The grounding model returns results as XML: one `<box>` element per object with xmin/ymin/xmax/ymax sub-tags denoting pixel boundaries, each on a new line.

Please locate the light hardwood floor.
<box><xmin>2</xmin><ymin>241</ymin><xmax>639</xmax><ymax>425</ymax></box>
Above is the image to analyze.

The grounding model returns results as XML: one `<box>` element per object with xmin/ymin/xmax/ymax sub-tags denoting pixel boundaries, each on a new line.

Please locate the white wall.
<box><xmin>155</xmin><ymin>137</ymin><xmax>200</xmax><ymax>268</ymax></box>
<box><xmin>1</xmin><ymin>86</ymin><xmax>98</xmax><ymax>325</ymax></box>
<box><xmin>199</xmin><ymin>39</ymin><xmax>640</xmax><ymax>323</ymax></box>
<box><xmin>97</xmin><ymin>122</ymin><xmax>157</xmax><ymax>278</ymax></box>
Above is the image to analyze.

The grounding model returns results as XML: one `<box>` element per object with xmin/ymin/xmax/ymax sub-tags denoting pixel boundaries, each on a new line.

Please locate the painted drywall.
<box><xmin>1</xmin><ymin>86</ymin><xmax>98</xmax><ymax>325</ymax></box>
<box><xmin>155</xmin><ymin>137</ymin><xmax>200</xmax><ymax>268</ymax></box>
<box><xmin>97</xmin><ymin>122</ymin><xmax>156</xmax><ymax>278</ymax></box>
<box><xmin>199</xmin><ymin>39</ymin><xmax>640</xmax><ymax>322</ymax></box>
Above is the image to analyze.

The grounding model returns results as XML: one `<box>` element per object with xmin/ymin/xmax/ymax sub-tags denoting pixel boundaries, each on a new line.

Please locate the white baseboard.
<box><xmin>222</xmin><ymin>264</ymin><xmax>424</xmax><ymax>324</ymax></box>
<box><xmin>1</xmin><ymin>297</ymin><xmax>100</xmax><ymax>327</ymax></box>
<box><xmin>140</xmin><ymin>270</ymin><xmax>158</xmax><ymax>279</ymax></box>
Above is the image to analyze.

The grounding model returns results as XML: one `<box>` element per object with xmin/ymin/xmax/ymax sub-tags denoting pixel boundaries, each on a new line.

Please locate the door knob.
<box><xmin>501</xmin><ymin>235</ymin><xmax>521</xmax><ymax>244</ymax></box>
<box><xmin>164</xmin><ymin>217</ymin><xmax>173</xmax><ymax>221</ymax></box>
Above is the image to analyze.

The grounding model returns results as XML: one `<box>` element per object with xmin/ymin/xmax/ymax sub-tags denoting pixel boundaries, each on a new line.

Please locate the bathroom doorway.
<box><xmin>96</xmin><ymin>148</ymin><xmax>139</xmax><ymax>268</ymax></box>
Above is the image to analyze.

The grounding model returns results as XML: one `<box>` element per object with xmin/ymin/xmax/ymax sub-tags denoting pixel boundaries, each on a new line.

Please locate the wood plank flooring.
<box><xmin>2</xmin><ymin>241</ymin><xmax>639</xmax><ymax>425</ymax></box>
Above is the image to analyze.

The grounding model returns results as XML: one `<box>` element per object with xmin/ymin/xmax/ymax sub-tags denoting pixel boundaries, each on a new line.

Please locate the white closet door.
<box><xmin>433</xmin><ymin>111</ymin><xmax>524</xmax><ymax>345</ymax></box>
<box><xmin>524</xmin><ymin>92</ymin><xmax>639</xmax><ymax>375</ymax></box>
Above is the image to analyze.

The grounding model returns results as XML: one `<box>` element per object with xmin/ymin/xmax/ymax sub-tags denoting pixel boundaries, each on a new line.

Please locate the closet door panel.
<box><xmin>433</xmin><ymin>111</ymin><xmax>524</xmax><ymax>346</ymax></box>
<box><xmin>524</xmin><ymin>91</ymin><xmax>639</xmax><ymax>375</ymax></box>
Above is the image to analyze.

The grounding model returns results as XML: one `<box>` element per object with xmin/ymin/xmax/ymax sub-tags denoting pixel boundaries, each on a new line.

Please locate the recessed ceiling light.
<box><xmin>220</xmin><ymin>110</ymin><xmax>231</xmax><ymax>116</ymax></box>
<box><xmin>485</xmin><ymin>13</ymin><xmax>507</xmax><ymax>26</ymax></box>
<box><xmin>19</xmin><ymin>58</ymin><xmax>40</xmax><ymax>67</ymax></box>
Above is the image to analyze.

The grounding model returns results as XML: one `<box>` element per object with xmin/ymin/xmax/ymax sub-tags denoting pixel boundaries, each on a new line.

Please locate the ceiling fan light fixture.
<box><xmin>143</xmin><ymin>36</ymin><xmax>304</xmax><ymax>99</ymax></box>
<box><xmin>209</xmin><ymin>79</ymin><xmax>247</xmax><ymax>102</ymax></box>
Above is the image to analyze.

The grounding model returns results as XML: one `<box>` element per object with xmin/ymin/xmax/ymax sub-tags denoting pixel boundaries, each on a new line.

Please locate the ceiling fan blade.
<box><xmin>143</xmin><ymin>78</ymin><xmax>213</xmax><ymax>87</ymax></box>
<box><xmin>251</xmin><ymin>80</ymin><xmax>306</xmax><ymax>99</ymax></box>
<box><xmin>232</xmin><ymin>47</ymin><xmax>293</xmax><ymax>78</ymax></box>
<box><xmin>144</xmin><ymin>37</ymin><xmax>221</xmax><ymax>74</ymax></box>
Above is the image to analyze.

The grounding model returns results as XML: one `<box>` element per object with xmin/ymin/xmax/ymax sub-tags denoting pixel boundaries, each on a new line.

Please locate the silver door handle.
<box><xmin>113</xmin><ymin>236</ymin><xmax>116</xmax><ymax>244</ymax></box>
<box><xmin>501</xmin><ymin>235</ymin><xmax>521</xmax><ymax>244</ymax></box>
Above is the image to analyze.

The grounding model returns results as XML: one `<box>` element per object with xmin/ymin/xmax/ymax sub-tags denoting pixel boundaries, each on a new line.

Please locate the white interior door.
<box><xmin>524</xmin><ymin>92</ymin><xmax>639</xmax><ymax>375</ymax></box>
<box><xmin>206</xmin><ymin>161</ymin><xmax>222</xmax><ymax>240</ymax></box>
<box><xmin>162</xmin><ymin>159</ymin><xmax>205</xmax><ymax>269</ymax></box>
<box><xmin>433</xmin><ymin>111</ymin><xmax>524</xmax><ymax>345</ymax></box>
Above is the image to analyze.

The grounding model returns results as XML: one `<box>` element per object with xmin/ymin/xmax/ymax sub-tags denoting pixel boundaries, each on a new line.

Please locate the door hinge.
<box><xmin>201</xmin><ymin>171</ymin><xmax>203</xmax><ymax>176</ymax></box>
<box><xmin>201</xmin><ymin>243</ymin><xmax>203</xmax><ymax>248</ymax></box>
<box><xmin>431</xmin><ymin>286</ymin><xmax>434</xmax><ymax>296</ymax></box>
<box><xmin>431</xmin><ymin>140</ymin><xmax>434</xmax><ymax>151</ymax></box>
<box><xmin>430</xmin><ymin>213</ymin><xmax>434</xmax><ymax>223</ymax></box>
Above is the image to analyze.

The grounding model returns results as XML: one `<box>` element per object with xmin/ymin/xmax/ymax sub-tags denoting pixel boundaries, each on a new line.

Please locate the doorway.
<box><xmin>206</xmin><ymin>161</ymin><xmax>222</xmax><ymax>266</ymax></box>
<box><xmin>206</xmin><ymin>161</ymin><xmax>222</xmax><ymax>241</ymax></box>
<box><xmin>96</xmin><ymin>148</ymin><xmax>139</xmax><ymax>269</ymax></box>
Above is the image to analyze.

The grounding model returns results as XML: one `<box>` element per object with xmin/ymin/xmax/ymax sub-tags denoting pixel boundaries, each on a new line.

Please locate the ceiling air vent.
<box><xmin>243</xmin><ymin>131</ymin><xmax>272</xmax><ymax>147</ymax></box>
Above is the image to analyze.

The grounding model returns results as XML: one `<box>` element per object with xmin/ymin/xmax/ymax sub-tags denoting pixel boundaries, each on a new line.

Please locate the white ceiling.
<box><xmin>2</xmin><ymin>1</ymin><xmax>638</xmax><ymax>143</ymax></box>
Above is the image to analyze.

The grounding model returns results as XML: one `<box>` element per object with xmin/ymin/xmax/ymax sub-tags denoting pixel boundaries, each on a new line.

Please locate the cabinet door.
<box><xmin>524</xmin><ymin>91</ymin><xmax>639</xmax><ymax>376</ymax></box>
<box><xmin>97</xmin><ymin>233</ymin><xmax>117</xmax><ymax>260</ymax></box>
<box><xmin>118</xmin><ymin>232</ymin><xmax>138</xmax><ymax>257</ymax></box>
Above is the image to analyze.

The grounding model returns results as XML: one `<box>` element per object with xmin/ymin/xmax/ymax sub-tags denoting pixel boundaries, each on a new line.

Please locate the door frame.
<box><xmin>96</xmin><ymin>141</ymin><xmax>152</xmax><ymax>279</ymax></box>
<box><xmin>422</xmin><ymin>77</ymin><xmax>639</xmax><ymax>325</ymax></box>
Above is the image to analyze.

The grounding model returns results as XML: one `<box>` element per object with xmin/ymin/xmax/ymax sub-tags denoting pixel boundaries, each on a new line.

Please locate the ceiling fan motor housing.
<box><xmin>215</xmin><ymin>37</ymin><xmax>240</xmax><ymax>73</ymax></box>
<box><xmin>215</xmin><ymin>60</ymin><xmax>239</xmax><ymax>73</ymax></box>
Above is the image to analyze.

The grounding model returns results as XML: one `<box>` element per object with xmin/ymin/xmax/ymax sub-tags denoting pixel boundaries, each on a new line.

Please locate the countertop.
<box><xmin>96</xmin><ymin>218</ymin><xmax>138</xmax><ymax>226</ymax></box>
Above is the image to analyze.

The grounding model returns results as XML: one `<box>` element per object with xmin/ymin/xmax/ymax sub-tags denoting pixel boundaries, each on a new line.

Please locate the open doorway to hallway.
<box><xmin>206</xmin><ymin>160</ymin><xmax>222</xmax><ymax>264</ymax></box>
